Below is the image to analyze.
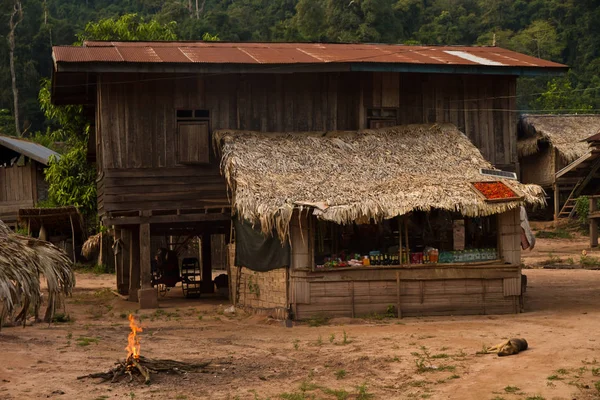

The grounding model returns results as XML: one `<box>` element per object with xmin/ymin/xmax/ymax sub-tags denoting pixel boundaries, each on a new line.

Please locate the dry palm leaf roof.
<box><xmin>215</xmin><ymin>124</ymin><xmax>545</xmax><ymax>240</ymax></box>
<box><xmin>0</xmin><ymin>219</ymin><xmax>74</xmax><ymax>324</ymax></box>
<box><xmin>518</xmin><ymin>114</ymin><xmax>600</xmax><ymax>162</ymax></box>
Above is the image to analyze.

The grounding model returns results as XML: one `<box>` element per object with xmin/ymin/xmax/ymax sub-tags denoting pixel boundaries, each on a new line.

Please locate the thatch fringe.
<box><xmin>0</xmin><ymin>219</ymin><xmax>75</xmax><ymax>326</ymax></box>
<box><xmin>215</xmin><ymin>124</ymin><xmax>546</xmax><ymax>241</ymax></box>
<box><xmin>518</xmin><ymin>114</ymin><xmax>600</xmax><ymax>162</ymax></box>
<box><xmin>82</xmin><ymin>233</ymin><xmax>102</xmax><ymax>259</ymax></box>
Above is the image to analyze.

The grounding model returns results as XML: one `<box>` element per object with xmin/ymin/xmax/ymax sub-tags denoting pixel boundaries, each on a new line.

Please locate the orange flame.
<box><xmin>125</xmin><ymin>314</ymin><xmax>143</xmax><ymax>360</ymax></box>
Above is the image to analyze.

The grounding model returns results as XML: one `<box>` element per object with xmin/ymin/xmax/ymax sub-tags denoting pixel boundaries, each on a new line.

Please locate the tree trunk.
<box><xmin>198</xmin><ymin>0</ymin><xmax>206</xmax><ymax>18</ymax></box>
<box><xmin>188</xmin><ymin>0</ymin><xmax>193</xmax><ymax>16</ymax></box>
<box><xmin>8</xmin><ymin>1</ymin><xmax>23</xmax><ymax>137</ymax></box>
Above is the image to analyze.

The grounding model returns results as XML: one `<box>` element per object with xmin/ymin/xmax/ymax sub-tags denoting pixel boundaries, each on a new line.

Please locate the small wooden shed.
<box><xmin>217</xmin><ymin>124</ymin><xmax>545</xmax><ymax>319</ymax></box>
<box><xmin>0</xmin><ymin>135</ymin><xmax>59</xmax><ymax>228</ymax></box>
<box><xmin>18</xmin><ymin>206</ymin><xmax>84</xmax><ymax>262</ymax></box>
<box><xmin>517</xmin><ymin>114</ymin><xmax>600</xmax><ymax>219</ymax></box>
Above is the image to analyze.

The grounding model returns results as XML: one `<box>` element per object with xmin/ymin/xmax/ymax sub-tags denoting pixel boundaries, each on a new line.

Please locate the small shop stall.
<box><xmin>216</xmin><ymin>124</ymin><xmax>545</xmax><ymax>319</ymax></box>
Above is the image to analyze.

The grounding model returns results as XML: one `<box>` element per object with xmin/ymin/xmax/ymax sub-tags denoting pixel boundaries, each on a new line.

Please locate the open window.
<box><xmin>177</xmin><ymin>109</ymin><xmax>210</xmax><ymax>164</ymax></box>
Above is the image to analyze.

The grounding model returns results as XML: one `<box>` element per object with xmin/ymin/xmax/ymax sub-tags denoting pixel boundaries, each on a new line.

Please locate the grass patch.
<box><xmin>307</xmin><ymin>313</ymin><xmax>330</xmax><ymax>327</ymax></box>
<box><xmin>539</xmin><ymin>253</ymin><xmax>563</xmax><ymax>265</ymax></box>
<box><xmin>51</xmin><ymin>313</ymin><xmax>72</xmax><ymax>323</ymax></box>
<box><xmin>431</xmin><ymin>353</ymin><xmax>449</xmax><ymax>359</ymax></box>
<box><xmin>595</xmin><ymin>381</ymin><xmax>600</xmax><ymax>392</ymax></box>
<box><xmin>524</xmin><ymin>396</ymin><xmax>545</xmax><ymax>400</ymax></box>
<box><xmin>536</xmin><ymin>229</ymin><xmax>572</xmax><ymax>239</ymax></box>
<box><xmin>73</xmin><ymin>263</ymin><xmax>114</xmax><ymax>274</ymax></box>
<box><xmin>356</xmin><ymin>383</ymin><xmax>373</xmax><ymax>400</ymax></box>
<box><xmin>581</xmin><ymin>255</ymin><xmax>600</xmax><ymax>267</ymax></box>
<box><xmin>76</xmin><ymin>336</ymin><xmax>100</xmax><ymax>346</ymax></box>
<box><xmin>503</xmin><ymin>386</ymin><xmax>520</xmax><ymax>393</ymax></box>
<box><xmin>335</xmin><ymin>369</ymin><xmax>346</xmax><ymax>380</ymax></box>
<box><xmin>278</xmin><ymin>381</ymin><xmax>365</xmax><ymax>400</ymax></box>
<box><xmin>547</xmin><ymin>374</ymin><xmax>562</xmax><ymax>381</ymax></box>
<box><xmin>413</xmin><ymin>346</ymin><xmax>456</xmax><ymax>373</ymax></box>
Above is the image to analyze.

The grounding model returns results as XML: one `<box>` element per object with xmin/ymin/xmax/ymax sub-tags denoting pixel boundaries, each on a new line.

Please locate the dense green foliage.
<box><xmin>1</xmin><ymin>0</ymin><xmax>599</xmax><ymax>135</ymax></box>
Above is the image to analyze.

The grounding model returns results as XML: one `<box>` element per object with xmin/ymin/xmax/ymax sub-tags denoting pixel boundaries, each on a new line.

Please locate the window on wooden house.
<box><xmin>176</xmin><ymin>109</ymin><xmax>210</xmax><ymax>164</ymax></box>
<box><xmin>367</xmin><ymin>108</ymin><xmax>398</xmax><ymax>129</ymax></box>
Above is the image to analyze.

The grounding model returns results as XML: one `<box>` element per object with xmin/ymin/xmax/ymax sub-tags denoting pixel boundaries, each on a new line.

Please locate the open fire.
<box><xmin>126</xmin><ymin>314</ymin><xmax>142</xmax><ymax>361</ymax></box>
<box><xmin>78</xmin><ymin>313</ymin><xmax>212</xmax><ymax>385</ymax></box>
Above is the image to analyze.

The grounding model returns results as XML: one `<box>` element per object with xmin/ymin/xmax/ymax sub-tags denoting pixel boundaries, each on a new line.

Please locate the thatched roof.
<box><xmin>518</xmin><ymin>114</ymin><xmax>600</xmax><ymax>162</ymax></box>
<box><xmin>215</xmin><ymin>124</ymin><xmax>545</xmax><ymax>240</ymax></box>
<box><xmin>0</xmin><ymin>219</ymin><xmax>74</xmax><ymax>324</ymax></box>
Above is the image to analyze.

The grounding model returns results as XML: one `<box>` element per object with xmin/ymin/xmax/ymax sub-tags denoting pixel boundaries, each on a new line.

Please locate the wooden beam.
<box><xmin>114</xmin><ymin>228</ymin><xmax>122</xmax><ymax>292</ymax></box>
<box><xmin>553</xmin><ymin>184</ymin><xmax>560</xmax><ymax>222</ymax></box>
<box><xmin>69</xmin><ymin>214</ymin><xmax>76</xmax><ymax>263</ymax></box>
<box><xmin>140</xmin><ymin>223</ymin><xmax>152</xmax><ymax>289</ymax></box>
<box><xmin>129</xmin><ymin>226</ymin><xmax>140</xmax><ymax>302</ymax></box>
<box><xmin>103</xmin><ymin>212</ymin><xmax>231</xmax><ymax>226</ymax></box>
<box><xmin>396</xmin><ymin>271</ymin><xmax>402</xmax><ymax>318</ymax></box>
<box><xmin>201</xmin><ymin>233</ymin><xmax>214</xmax><ymax>293</ymax></box>
<box><xmin>591</xmin><ymin>198</ymin><xmax>598</xmax><ymax>248</ymax></box>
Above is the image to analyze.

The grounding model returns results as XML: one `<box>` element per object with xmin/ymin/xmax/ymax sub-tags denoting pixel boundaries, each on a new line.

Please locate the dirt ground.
<box><xmin>3</xmin><ymin>237</ymin><xmax>600</xmax><ymax>400</ymax></box>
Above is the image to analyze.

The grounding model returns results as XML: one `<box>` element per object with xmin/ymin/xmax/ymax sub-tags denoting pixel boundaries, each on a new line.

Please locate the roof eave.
<box><xmin>54</xmin><ymin>61</ymin><xmax>568</xmax><ymax>77</ymax></box>
<box><xmin>0</xmin><ymin>140</ymin><xmax>57</xmax><ymax>166</ymax></box>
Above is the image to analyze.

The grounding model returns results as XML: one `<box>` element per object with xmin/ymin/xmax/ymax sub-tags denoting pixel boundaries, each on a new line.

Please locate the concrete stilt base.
<box><xmin>138</xmin><ymin>287</ymin><xmax>159</xmax><ymax>309</ymax></box>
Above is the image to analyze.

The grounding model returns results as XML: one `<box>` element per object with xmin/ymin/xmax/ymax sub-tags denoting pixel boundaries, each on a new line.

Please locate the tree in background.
<box><xmin>8</xmin><ymin>1</ymin><xmax>23</xmax><ymax>136</ymax></box>
<box><xmin>77</xmin><ymin>13</ymin><xmax>177</xmax><ymax>43</ymax></box>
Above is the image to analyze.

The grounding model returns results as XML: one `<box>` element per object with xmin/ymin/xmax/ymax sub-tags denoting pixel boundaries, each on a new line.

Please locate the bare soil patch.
<box><xmin>2</xmin><ymin>239</ymin><xmax>600</xmax><ymax>399</ymax></box>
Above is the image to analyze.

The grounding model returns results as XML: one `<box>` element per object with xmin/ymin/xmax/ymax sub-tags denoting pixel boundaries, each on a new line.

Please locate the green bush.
<box><xmin>576</xmin><ymin>196</ymin><xmax>590</xmax><ymax>225</ymax></box>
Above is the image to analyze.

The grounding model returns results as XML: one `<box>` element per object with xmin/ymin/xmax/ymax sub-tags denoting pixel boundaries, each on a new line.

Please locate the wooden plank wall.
<box><xmin>0</xmin><ymin>163</ymin><xmax>36</xmax><ymax>223</ymax></box>
<box><xmin>97</xmin><ymin>72</ymin><xmax>517</xmax><ymax>214</ymax></box>
<box><xmin>294</xmin><ymin>278</ymin><xmax>519</xmax><ymax>318</ymax></box>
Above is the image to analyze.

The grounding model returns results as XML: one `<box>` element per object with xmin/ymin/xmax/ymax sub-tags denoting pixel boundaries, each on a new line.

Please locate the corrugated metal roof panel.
<box><xmin>0</xmin><ymin>136</ymin><xmax>60</xmax><ymax>165</ymax></box>
<box><xmin>52</xmin><ymin>42</ymin><xmax>567</xmax><ymax>69</ymax></box>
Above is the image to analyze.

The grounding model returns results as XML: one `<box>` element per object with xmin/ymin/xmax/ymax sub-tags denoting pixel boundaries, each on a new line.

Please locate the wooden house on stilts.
<box><xmin>51</xmin><ymin>42</ymin><xmax>565</xmax><ymax>315</ymax></box>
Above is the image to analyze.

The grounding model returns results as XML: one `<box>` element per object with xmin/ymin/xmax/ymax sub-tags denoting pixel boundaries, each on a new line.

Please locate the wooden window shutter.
<box><xmin>178</xmin><ymin>122</ymin><xmax>209</xmax><ymax>164</ymax></box>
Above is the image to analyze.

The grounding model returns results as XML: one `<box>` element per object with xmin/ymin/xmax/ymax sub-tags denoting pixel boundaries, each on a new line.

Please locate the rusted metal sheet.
<box><xmin>53</xmin><ymin>42</ymin><xmax>567</xmax><ymax>69</ymax></box>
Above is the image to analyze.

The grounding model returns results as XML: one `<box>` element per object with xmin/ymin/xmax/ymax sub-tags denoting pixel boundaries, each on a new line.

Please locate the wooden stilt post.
<box><xmin>129</xmin><ymin>226</ymin><xmax>140</xmax><ymax>303</ymax></box>
<box><xmin>404</xmin><ymin>216</ymin><xmax>410</xmax><ymax>264</ymax></box>
<box><xmin>140</xmin><ymin>223</ymin><xmax>151</xmax><ymax>289</ymax></box>
<box><xmin>398</xmin><ymin>216</ymin><xmax>403</xmax><ymax>264</ymax></box>
<box><xmin>201</xmin><ymin>233</ymin><xmax>214</xmax><ymax>293</ymax></box>
<box><xmin>590</xmin><ymin>197</ymin><xmax>598</xmax><ymax>248</ymax></box>
<box><xmin>120</xmin><ymin>229</ymin><xmax>131</xmax><ymax>295</ymax></box>
<box><xmin>138</xmin><ymin>222</ymin><xmax>157</xmax><ymax>308</ymax></box>
<box><xmin>114</xmin><ymin>228</ymin><xmax>122</xmax><ymax>293</ymax></box>
<box><xmin>554</xmin><ymin>184</ymin><xmax>560</xmax><ymax>222</ymax></box>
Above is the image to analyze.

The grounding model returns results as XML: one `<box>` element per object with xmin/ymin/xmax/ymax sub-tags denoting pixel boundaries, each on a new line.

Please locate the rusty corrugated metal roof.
<box><xmin>52</xmin><ymin>42</ymin><xmax>566</xmax><ymax>69</ymax></box>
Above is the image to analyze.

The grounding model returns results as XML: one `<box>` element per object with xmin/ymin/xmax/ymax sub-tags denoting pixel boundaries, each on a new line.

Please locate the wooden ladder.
<box><xmin>558</xmin><ymin>180</ymin><xmax>582</xmax><ymax>219</ymax></box>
